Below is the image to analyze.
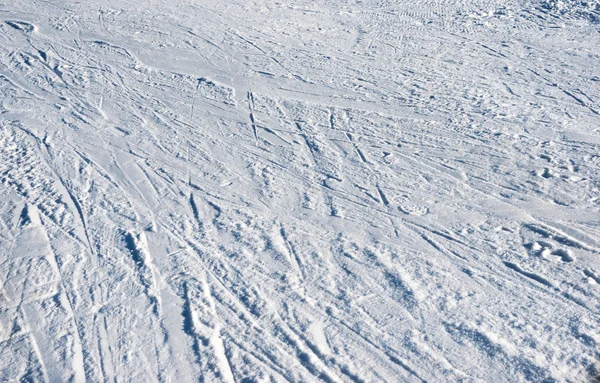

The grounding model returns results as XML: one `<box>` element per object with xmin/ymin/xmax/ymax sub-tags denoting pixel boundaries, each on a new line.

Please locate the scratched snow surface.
<box><xmin>0</xmin><ymin>0</ymin><xmax>599</xmax><ymax>382</ymax></box>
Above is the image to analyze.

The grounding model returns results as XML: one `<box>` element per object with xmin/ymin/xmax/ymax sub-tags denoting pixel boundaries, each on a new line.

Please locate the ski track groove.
<box><xmin>1</xmin><ymin>1</ymin><xmax>599</xmax><ymax>382</ymax></box>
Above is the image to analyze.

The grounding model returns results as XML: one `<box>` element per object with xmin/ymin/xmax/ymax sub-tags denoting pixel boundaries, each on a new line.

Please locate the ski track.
<box><xmin>1</xmin><ymin>0</ymin><xmax>599</xmax><ymax>382</ymax></box>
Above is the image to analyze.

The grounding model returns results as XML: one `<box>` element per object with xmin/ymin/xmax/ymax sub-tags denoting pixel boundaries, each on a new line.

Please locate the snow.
<box><xmin>0</xmin><ymin>0</ymin><xmax>599</xmax><ymax>381</ymax></box>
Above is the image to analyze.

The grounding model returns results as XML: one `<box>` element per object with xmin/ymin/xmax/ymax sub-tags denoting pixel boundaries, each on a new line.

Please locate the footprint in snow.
<box><xmin>524</xmin><ymin>241</ymin><xmax>575</xmax><ymax>263</ymax></box>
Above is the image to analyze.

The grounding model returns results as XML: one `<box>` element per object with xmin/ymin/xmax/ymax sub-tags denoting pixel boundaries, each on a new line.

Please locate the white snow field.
<box><xmin>0</xmin><ymin>0</ymin><xmax>599</xmax><ymax>381</ymax></box>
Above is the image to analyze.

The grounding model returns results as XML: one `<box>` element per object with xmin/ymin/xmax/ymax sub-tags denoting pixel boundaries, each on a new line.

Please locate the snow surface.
<box><xmin>0</xmin><ymin>0</ymin><xmax>599</xmax><ymax>382</ymax></box>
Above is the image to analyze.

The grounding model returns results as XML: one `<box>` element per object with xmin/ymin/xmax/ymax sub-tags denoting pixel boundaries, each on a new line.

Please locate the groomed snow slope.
<box><xmin>0</xmin><ymin>0</ymin><xmax>599</xmax><ymax>382</ymax></box>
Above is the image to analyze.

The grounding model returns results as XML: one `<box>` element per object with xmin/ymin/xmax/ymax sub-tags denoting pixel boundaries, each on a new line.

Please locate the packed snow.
<box><xmin>1</xmin><ymin>0</ymin><xmax>599</xmax><ymax>382</ymax></box>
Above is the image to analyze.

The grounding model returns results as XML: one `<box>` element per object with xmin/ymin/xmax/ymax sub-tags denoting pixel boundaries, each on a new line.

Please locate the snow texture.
<box><xmin>0</xmin><ymin>0</ymin><xmax>599</xmax><ymax>382</ymax></box>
